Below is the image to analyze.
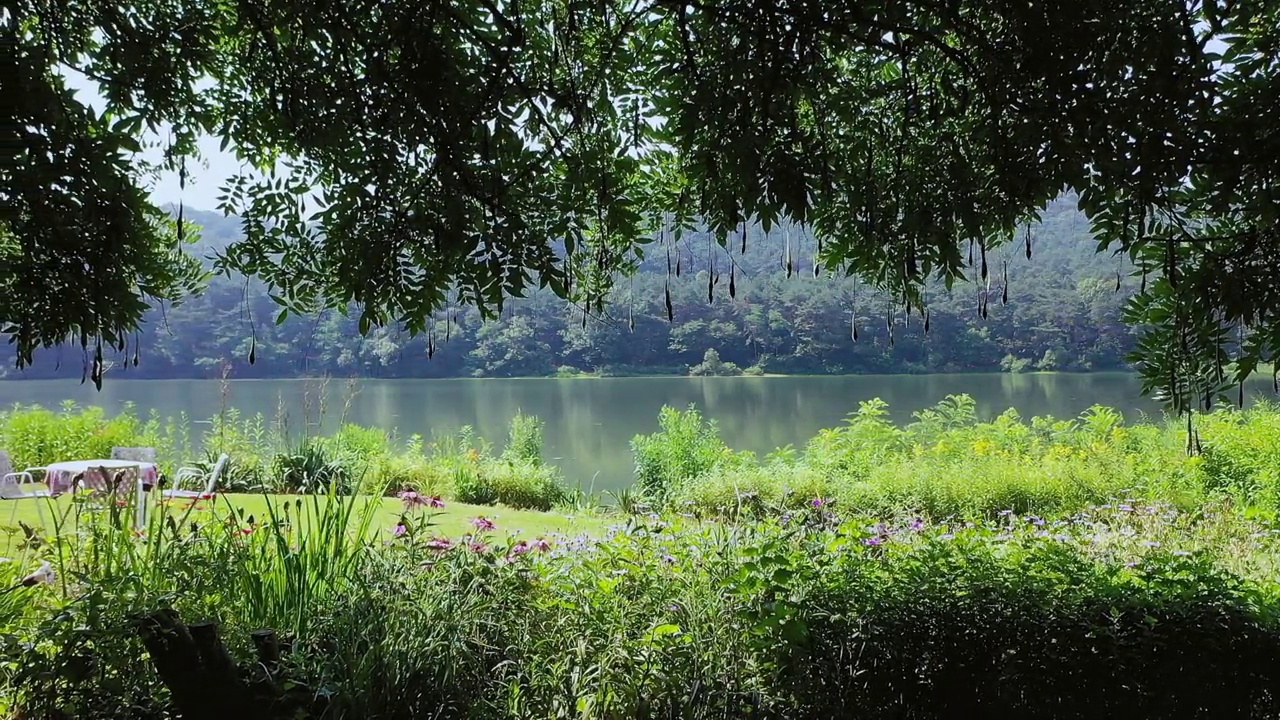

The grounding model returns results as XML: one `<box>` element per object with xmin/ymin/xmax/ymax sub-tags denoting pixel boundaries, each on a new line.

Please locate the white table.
<box><xmin>44</xmin><ymin>459</ymin><xmax>159</xmax><ymax>529</ymax></box>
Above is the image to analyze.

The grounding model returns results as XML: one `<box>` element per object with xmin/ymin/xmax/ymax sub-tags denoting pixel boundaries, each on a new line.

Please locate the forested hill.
<box><xmin>4</xmin><ymin>199</ymin><xmax>1138</xmax><ymax>380</ymax></box>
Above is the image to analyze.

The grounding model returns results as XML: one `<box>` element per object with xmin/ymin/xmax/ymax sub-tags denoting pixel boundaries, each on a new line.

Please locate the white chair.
<box><xmin>164</xmin><ymin>453</ymin><xmax>230</xmax><ymax>500</ymax></box>
<box><xmin>0</xmin><ymin>450</ymin><xmax>52</xmax><ymax>529</ymax></box>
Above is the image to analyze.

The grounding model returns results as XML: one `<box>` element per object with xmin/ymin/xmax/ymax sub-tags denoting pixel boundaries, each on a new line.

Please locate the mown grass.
<box><xmin>0</xmin><ymin>493</ymin><xmax>603</xmax><ymax>555</ymax></box>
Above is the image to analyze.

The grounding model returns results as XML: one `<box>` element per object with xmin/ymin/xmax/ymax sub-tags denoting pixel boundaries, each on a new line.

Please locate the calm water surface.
<box><xmin>0</xmin><ymin>374</ymin><xmax>1270</xmax><ymax>490</ymax></box>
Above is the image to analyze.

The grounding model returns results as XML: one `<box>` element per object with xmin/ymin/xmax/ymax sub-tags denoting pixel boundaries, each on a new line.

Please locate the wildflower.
<box><xmin>467</xmin><ymin>448</ymin><xmax>481</xmax><ymax>462</ymax></box>
<box><xmin>811</xmin><ymin>497</ymin><xmax>826</xmax><ymax>508</ymax></box>
<box><xmin>862</xmin><ymin>536</ymin><xmax>884</xmax><ymax>546</ymax></box>
<box><xmin>909</xmin><ymin>518</ymin><xmax>925</xmax><ymax>531</ymax></box>
<box><xmin>1174</xmin><ymin>550</ymin><xmax>1192</xmax><ymax>557</ymax></box>
<box><xmin>425</xmin><ymin>537</ymin><xmax>454</xmax><ymax>551</ymax></box>
<box><xmin>938</xmin><ymin>533</ymin><xmax>955</xmax><ymax>541</ymax></box>
<box><xmin>1125</xmin><ymin>561</ymin><xmax>1140</xmax><ymax>568</ymax></box>
<box><xmin>662</xmin><ymin>554</ymin><xmax>677</xmax><ymax>564</ymax></box>
<box><xmin>239</xmin><ymin>527</ymin><xmax>254</xmax><ymax>536</ymax></box>
<box><xmin>531</xmin><ymin>537</ymin><xmax>552</xmax><ymax>552</ymax></box>
<box><xmin>471</xmin><ymin>516</ymin><xmax>496</xmax><ymax>532</ymax></box>
<box><xmin>393</xmin><ymin>523</ymin><xmax>408</xmax><ymax>538</ymax></box>
<box><xmin>398</xmin><ymin>490</ymin><xmax>428</xmax><ymax>509</ymax></box>
<box><xmin>1118</xmin><ymin>504</ymin><xmax>1134</xmax><ymax>512</ymax></box>
<box><xmin>469</xmin><ymin>541</ymin><xmax>489</xmax><ymax>553</ymax></box>
<box><xmin>508</xmin><ymin>540</ymin><xmax>531</xmax><ymax>557</ymax></box>
<box><xmin>1143</xmin><ymin>541</ymin><xmax>1161</xmax><ymax>548</ymax></box>
<box><xmin>20</xmin><ymin>561</ymin><xmax>56</xmax><ymax>586</ymax></box>
<box><xmin>427</xmin><ymin>495</ymin><xmax>446</xmax><ymax>509</ymax></box>
<box><xmin>998</xmin><ymin>509</ymin><xmax>1014</xmax><ymax>517</ymax></box>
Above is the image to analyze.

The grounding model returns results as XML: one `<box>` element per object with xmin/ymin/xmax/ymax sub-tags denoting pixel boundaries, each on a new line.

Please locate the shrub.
<box><xmin>0</xmin><ymin>403</ymin><xmax>146</xmax><ymax>469</ymax></box>
<box><xmin>631</xmin><ymin>405</ymin><xmax>732</xmax><ymax>500</ymax></box>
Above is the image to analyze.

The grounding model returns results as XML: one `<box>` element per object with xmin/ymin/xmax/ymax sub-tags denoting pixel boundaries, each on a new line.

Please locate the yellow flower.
<box><xmin>467</xmin><ymin>448</ymin><xmax>480</xmax><ymax>463</ymax></box>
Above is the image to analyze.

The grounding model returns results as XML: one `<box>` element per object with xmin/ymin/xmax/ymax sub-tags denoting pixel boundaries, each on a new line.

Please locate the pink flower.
<box><xmin>532</xmin><ymin>537</ymin><xmax>551</xmax><ymax>552</ymax></box>
<box><xmin>469</xmin><ymin>541</ymin><xmax>489</xmax><ymax>553</ymax></box>
<box><xmin>393</xmin><ymin>523</ymin><xmax>408</xmax><ymax>538</ymax></box>
<box><xmin>426</xmin><ymin>537</ymin><xmax>454</xmax><ymax>551</ymax></box>
<box><xmin>471</xmin><ymin>516</ymin><xmax>496</xmax><ymax>532</ymax></box>
<box><xmin>398</xmin><ymin>490</ymin><xmax>428</xmax><ymax>509</ymax></box>
<box><xmin>427</xmin><ymin>495</ymin><xmax>446</xmax><ymax>509</ymax></box>
<box><xmin>507</xmin><ymin>540</ymin><xmax>531</xmax><ymax>557</ymax></box>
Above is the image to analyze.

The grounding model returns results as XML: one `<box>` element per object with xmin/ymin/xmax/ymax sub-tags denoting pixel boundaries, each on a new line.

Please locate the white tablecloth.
<box><xmin>44</xmin><ymin>459</ymin><xmax>159</xmax><ymax>495</ymax></box>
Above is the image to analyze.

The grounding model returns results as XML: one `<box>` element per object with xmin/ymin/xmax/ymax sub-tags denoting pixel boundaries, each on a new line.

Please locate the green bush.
<box><xmin>0</xmin><ymin>403</ymin><xmax>146</xmax><ymax>469</ymax></box>
<box><xmin>631</xmin><ymin>405</ymin><xmax>733</xmax><ymax>500</ymax></box>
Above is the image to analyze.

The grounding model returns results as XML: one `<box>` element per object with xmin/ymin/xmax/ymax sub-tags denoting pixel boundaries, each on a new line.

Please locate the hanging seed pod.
<box><xmin>741</xmin><ymin>223</ymin><xmax>748</xmax><ymax>255</ymax></box>
<box><xmin>1240</xmin><ymin>379</ymin><xmax>1245</xmax><ymax>408</ymax></box>
<box><xmin>1141</xmin><ymin>270</ymin><xmax>1147</xmax><ymax>294</ymax></box>
<box><xmin>249</xmin><ymin>335</ymin><xmax>256</xmax><ymax>365</ymax></box>
<box><xmin>729</xmin><ymin>265</ymin><xmax>736</xmax><ymax>299</ymax></box>
<box><xmin>1115</xmin><ymin>270</ymin><xmax>1121</xmax><ymax>292</ymax></box>
<box><xmin>852</xmin><ymin>312</ymin><xmax>858</xmax><ymax>341</ymax></box>
<box><xmin>582</xmin><ymin>306</ymin><xmax>588</xmax><ymax>329</ymax></box>
<box><xmin>924</xmin><ymin>308</ymin><xmax>931</xmax><ymax>334</ymax></box>
<box><xmin>980</xmin><ymin>241</ymin><xmax>988</xmax><ymax>285</ymax></box>
<box><xmin>1002</xmin><ymin>260</ymin><xmax>1009</xmax><ymax>305</ymax></box>
<box><xmin>629</xmin><ymin>304</ymin><xmax>635</xmax><ymax>332</ymax></box>
<box><xmin>707</xmin><ymin>269</ymin><xmax>714</xmax><ymax>304</ymax></box>
<box><xmin>968</xmin><ymin>239</ymin><xmax>974</xmax><ymax>266</ymax></box>
<box><xmin>676</xmin><ymin>255</ymin><xmax>682</xmax><ymax>278</ymax></box>
<box><xmin>1025</xmin><ymin>225</ymin><xmax>1032</xmax><ymax>260</ymax></box>
<box><xmin>427</xmin><ymin>333</ymin><xmax>435</xmax><ymax>359</ymax></box>
<box><xmin>665</xmin><ymin>281</ymin><xmax>674</xmax><ymax>322</ymax></box>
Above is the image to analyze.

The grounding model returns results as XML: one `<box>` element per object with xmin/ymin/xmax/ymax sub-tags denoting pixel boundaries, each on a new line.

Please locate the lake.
<box><xmin>0</xmin><ymin>373</ymin><xmax>1272</xmax><ymax>491</ymax></box>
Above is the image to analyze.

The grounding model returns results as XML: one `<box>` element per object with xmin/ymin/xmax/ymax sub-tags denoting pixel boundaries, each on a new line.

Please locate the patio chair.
<box><xmin>111</xmin><ymin>446</ymin><xmax>157</xmax><ymax>464</ymax></box>
<box><xmin>164</xmin><ymin>453</ymin><xmax>230</xmax><ymax>501</ymax></box>
<box><xmin>0</xmin><ymin>450</ymin><xmax>52</xmax><ymax>528</ymax></box>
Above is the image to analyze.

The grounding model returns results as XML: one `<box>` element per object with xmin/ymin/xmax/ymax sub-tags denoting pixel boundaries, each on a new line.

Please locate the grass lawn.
<box><xmin>0</xmin><ymin>493</ymin><xmax>607</xmax><ymax>554</ymax></box>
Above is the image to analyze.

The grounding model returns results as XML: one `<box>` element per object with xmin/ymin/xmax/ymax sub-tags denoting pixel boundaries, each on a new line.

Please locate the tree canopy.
<box><xmin>4</xmin><ymin>0</ymin><xmax>1280</xmax><ymax>409</ymax></box>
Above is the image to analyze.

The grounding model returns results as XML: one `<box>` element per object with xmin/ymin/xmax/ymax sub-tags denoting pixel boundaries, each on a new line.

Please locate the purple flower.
<box><xmin>662</xmin><ymin>554</ymin><xmax>678</xmax><ymax>564</ymax></box>
<box><xmin>392</xmin><ymin>523</ymin><xmax>408</xmax><ymax>538</ymax></box>
<box><xmin>811</xmin><ymin>497</ymin><xmax>826</xmax><ymax>508</ymax></box>
<box><xmin>508</xmin><ymin>540</ymin><xmax>531</xmax><ymax>557</ymax></box>
<box><xmin>1118</xmin><ymin>504</ymin><xmax>1134</xmax><ymax>512</ymax></box>
<box><xmin>398</xmin><ymin>490</ymin><xmax>428</xmax><ymax>509</ymax></box>
<box><xmin>532</xmin><ymin>537</ymin><xmax>552</xmax><ymax>552</ymax></box>
<box><xmin>426</xmin><ymin>537</ymin><xmax>454</xmax><ymax>551</ymax></box>
<box><xmin>1173</xmin><ymin>550</ymin><xmax>1191</xmax><ymax>557</ymax></box>
<box><xmin>471</xmin><ymin>516</ymin><xmax>496</xmax><ymax>532</ymax></box>
<box><xmin>427</xmin><ymin>495</ymin><xmax>446</xmax><ymax>508</ymax></box>
<box><xmin>998</xmin><ymin>509</ymin><xmax>1014</xmax><ymax>517</ymax></box>
<box><xmin>469</xmin><ymin>541</ymin><xmax>489</xmax><ymax>553</ymax></box>
<box><xmin>909</xmin><ymin>518</ymin><xmax>925</xmax><ymax>531</ymax></box>
<box><xmin>862</xmin><ymin>536</ymin><xmax>884</xmax><ymax>546</ymax></box>
<box><xmin>1125</xmin><ymin>561</ymin><xmax>1140</xmax><ymax>568</ymax></box>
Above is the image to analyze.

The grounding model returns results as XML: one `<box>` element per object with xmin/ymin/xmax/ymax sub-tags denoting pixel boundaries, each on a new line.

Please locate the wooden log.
<box><xmin>132</xmin><ymin>609</ymin><xmax>217</xmax><ymax>720</ymax></box>
<box><xmin>250</xmin><ymin>628</ymin><xmax>282</xmax><ymax>675</ymax></box>
<box><xmin>189</xmin><ymin>620</ymin><xmax>264</xmax><ymax>718</ymax></box>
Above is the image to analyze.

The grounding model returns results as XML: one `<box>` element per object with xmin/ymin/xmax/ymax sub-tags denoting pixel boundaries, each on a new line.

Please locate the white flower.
<box><xmin>21</xmin><ymin>561</ymin><xmax>56</xmax><ymax>587</ymax></box>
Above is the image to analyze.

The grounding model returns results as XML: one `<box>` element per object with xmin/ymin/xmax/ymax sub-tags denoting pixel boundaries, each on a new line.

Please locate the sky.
<box><xmin>65</xmin><ymin>71</ymin><xmax>246</xmax><ymax>212</ymax></box>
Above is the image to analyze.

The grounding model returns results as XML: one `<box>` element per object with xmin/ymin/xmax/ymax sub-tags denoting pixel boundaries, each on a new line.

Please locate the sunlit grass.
<box><xmin>0</xmin><ymin>493</ymin><xmax>605</xmax><ymax>554</ymax></box>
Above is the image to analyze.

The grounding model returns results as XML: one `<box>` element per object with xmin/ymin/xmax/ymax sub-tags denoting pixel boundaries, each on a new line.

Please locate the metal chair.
<box><xmin>0</xmin><ymin>450</ymin><xmax>52</xmax><ymax>528</ymax></box>
<box><xmin>164</xmin><ymin>453</ymin><xmax>230</xmax><ymax>500</ymax></box>
<box><xmin>111</xmin><ymin>446</ymin><xmax>157</xmax><ymax>464</ymax></box>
